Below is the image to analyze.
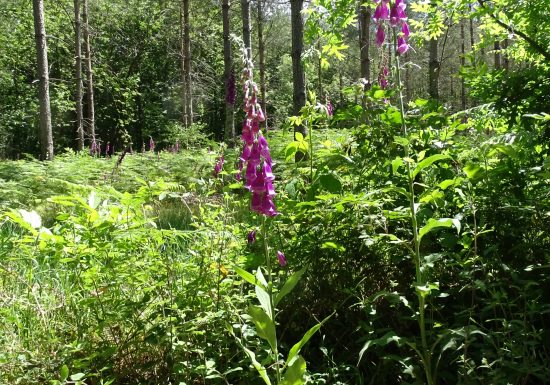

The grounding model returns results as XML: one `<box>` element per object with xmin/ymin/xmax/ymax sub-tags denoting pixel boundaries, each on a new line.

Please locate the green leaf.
<box><xmin>286</xmin><ymin>314</ymin><xmax>331</xmax><ymax>365</ymax></box>
<box><xmin>248</xmin><ymin>305</ymin><xmax>277</xmax><ymax>353</ymax></box>
<box><xmin>243</xmin><ymin>346</ymin><xmax>272</xmax><ymax>385</ymax></box>
<box><xmin>274</xmin><ymin>267</ymin><xmax>307</xmax><ymax>307</ymax></box>
<box><xmin>412</xmin><ymin>154</ymin><xmax>450</xmax><ymax>179</ymax></box>
<box><xmin>234</xmin><ymin>266</ymin><xmax>268</xmax><ymax>292</ymax></box>
<box><xmin>463</xmin><ymin>163</ymin><xmax>481</xmax><ymax>179</ymax></box>
<box><xmin>70</xmin><ymin>373</ymin><xmax>86</xmax><ymax>381</ymax></box>
<box><xmin>255</xmin><ymin>268</ymin><xmax>272</xmax><ymax>319</ymax></box>
<box><xmin>418</xmin><ymin>218</ymin><xmax>457</xmax><ymax>243</ymax></box>
<box><xmin>60</xmin><ymin>365</ymin><xmax>69</xmax><ymax>382</ymax></box>
<box><xmin>319</xmin><ymin>173</ymin><xmax>342</xmax><ymax>193</ymax></box>
<box><xmin>280</xmin><ymin>356</ymin><xmax>307</xmax><ymax>385</ymax></box>
<box><xmin>392</xmin><ymin>157</ymin><xmax>404</xmax><ymax>174</ymax></box>
<box><xmin>358</xmin><ymin>331</ymin><xmax>402</xmax><ymax>364</ymax></box>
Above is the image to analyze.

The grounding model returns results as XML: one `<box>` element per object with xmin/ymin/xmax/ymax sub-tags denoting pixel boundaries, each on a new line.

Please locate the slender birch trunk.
<box><xmin>223</xmin><ymin>0</ymin><xmax>235</xmax><ymax>142</ymax></box>
<box><xmin>82</xmin><ymin>0</ymin><xmax>95</xmax><ymax>141</ymax></box>
<box><xmin>33</xmin><ymin>0</ymin><xmax>54</xmax><ymax>160</ymax></box>
<box><xmin>257</xmin><ymin>0</ymin><xmax>267</xmax><ymax>130</ymax></box>
<box><xmin>74</xmin><ymin>0</ymin><xmax>84</xmax><ymax>151</ymax></box>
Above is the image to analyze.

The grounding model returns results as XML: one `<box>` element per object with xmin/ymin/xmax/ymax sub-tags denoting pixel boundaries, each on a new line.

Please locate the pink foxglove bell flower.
<box><xmin>277</xmin><ymin>251</ymin><xmax>287</xmax><ymax>267</ymax></box>
<box><xmin>247</xmin><ymin>229</ymin><xmax>257</xmax><ymax>244</ymax></box>
<box><xmin>149</xmin><ymin>137</ymin><xmax>155</xmax><ymax>152</ymax></box>
<box><xmin>376</xmin><ymin>25</ymin><xmax>385</xmax><ymax>47</ymax></box>
<box><xmin>397</xmin><ymin>36</ymin><xmax>409</xmax><ymax>55</ymax></box>
<box><xmin>326</xmin><ymin>99</ymin><xmax>333</xmax><ymax>117</ymax></box>
<box><xmin>213</xmin><ymin>155</ymin><xmax>225</xmax><ymax>177</ymax></box>
<box><xmin>401</xmin><ymin>22</ymin><xmax>410</xmax><ymax>38</ymax></box>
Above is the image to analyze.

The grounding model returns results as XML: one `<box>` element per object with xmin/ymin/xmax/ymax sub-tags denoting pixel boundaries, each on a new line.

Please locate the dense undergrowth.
<box><xmin>1</xmin><ymin>98</ymin><xmax>549</xmax><ymax>384</ymax></box>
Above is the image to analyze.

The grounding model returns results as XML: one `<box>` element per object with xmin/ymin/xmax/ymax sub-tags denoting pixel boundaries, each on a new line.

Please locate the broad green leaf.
<box><xmin>274</xmin><ymin>267</ymin><xmax>307</xmax><ymax>307</ymax></box>
<box><xmin>412</xmin><ymin>154</ymin><xmax>450</xmax><ymax>179</ymax></box>
<box><xmin>358</xmin><ymin>331</ymin><xmax>402</xmax><ymax>364</ymax></box>
<box><xmin>286</xmin><ymin>314</ymin><xmax>331</xmax><ymax>365</ymax></box>
<box><xmin>280</xmin><ymin>356</ymin><xmax>307</xmax><ymax>385</ymax></box>
<box><xmin>255</xmin><ymin>269</ymin><xmax>272</xmax><ymax>319</ymax></box>
<box><xmin>319</xmin><ymin>173</ymin><xmax>342</xmax><ymax>193</ymax></box>
<box><xmin>415</xmin><ymin>281</ymin><xmax>439</xmax><ymax>298</ymax></box>
<box><xmin>70</xmin><ymin>373</ymin><xmax>86</xmax><ymax>381</ymax></box>
<box><xmin>234</xmin><ymin>266</ymin><xmax>268</xmax><ymax>292</ymax></box>
<box><xmin>463</xmin><ymin>163</ymin><xmax>481</xmax><ymax>179</ymax></box>
<box><xmin>392</xmin><ymin>157</ymin><xmax>404</xmax><ymax>174</ymax></box>
<box><xmin>60</xmin><ymin>365</ymin><xmax>69</xmax><ymax>382</ymax></box>
<box><xmin>418</xmin><ymin>218</ymin><xmax>456</xmax><ymax>243</ymax></box>
<box><xmin>248</xmin><ymin>305</ymin><xmax>277</xmax><ymax>353</ymax></box>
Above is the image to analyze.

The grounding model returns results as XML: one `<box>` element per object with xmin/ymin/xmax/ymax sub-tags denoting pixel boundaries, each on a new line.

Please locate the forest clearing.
<box><xmin>0</xmin><ymin>0</ymin><xmax>549</xmax><ymax>384</ymax></box>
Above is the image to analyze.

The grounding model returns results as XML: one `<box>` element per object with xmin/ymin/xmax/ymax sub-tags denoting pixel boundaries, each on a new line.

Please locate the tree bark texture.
<box><xmin>460</xmin><ymin>19</ymin><xmax>466</xmax><ymax>110</ymax></box>
<box><xmin>290</xmin><ymin>0</ymin><xmax>306</xmax><ymax>161</ymax></box>
<box><xmin>428</xmin><ymin>37</ymin><xmax>440</xmax><ymax>100</ymax></box>
<box><xmin>74</xmin><ymin>0</ymin><xmax>84</xmax><ymax>151</ymax></box>
<box><xmin>241</xmin><ymin>0</ymin><xmax>251</xmax><ymax>60</ymax></box>
<box><xmin>494</xmin><ymin>41</ymin><xmax>501</xmax><ymax>69</ymax></box>
<box><xmin>33</xmin><ymin>0</ymin><xmax>54</xmax><ymax>160</ymax></box>
<box><xmin>257</xmin><ymin>0</ymin><xmax>267</xmax><ymax>130</ymax></box>
<box><xmin>358</xmin><ymin>4</ymin><xmax>371</xmax><ymax>83</ymax></box>
<box><xmin>182</xmin><ymin>0</ymin><xmax>193</xmax><ymax>126</ymax></box>
<box><xmin>82</xmin><ymin>0</ymin><xmax>95</xmax><ymax>141</ymax></box>
<box><xmin>222</xmin><ymin>0</ymin><xmax>235</xmax><ymax>142</ymax></box>
<box><xmin>290</xmin><ymin>0</ymin><xmax>305</xmax><ymax>119</ymax></box>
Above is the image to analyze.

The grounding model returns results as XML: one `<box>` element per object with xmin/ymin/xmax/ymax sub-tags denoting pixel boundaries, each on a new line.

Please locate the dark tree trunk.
<box><xmin>290</xmin><ymin>0</ymin><xmax>305</xmax><ymax>118</ymax></box>
<box><xmin>222</xmin><ymin>0</ymin><xmax>235</xmax><ymax>142</ymax></box>
<box><xmin>502</xmin><ymin>38</ymin><xmax>510</xmax><ymax>70</ymax></box>
<box><xmin>428</xmin><ymin>37</ymin><xmax>440</xmax><ymax>100</ymax></box>
<box><xmin>82</xmin><ymin>0</ymin><xmax>95</xmax><ymax>141</ymax></box>
<box><xmin>291</xmin><ymin>0</ymin><xmax>306</xmax><ymax>160</ymax></box>
<box><xmin>460</xmin><ymin>19</ymin><xmax>466</xmax><ymax>110</ymax></box>
<box><xmin>182</xmin><ymin>0</ymin><xmax>193</xmax><ymax>126</ymax></box>
<box><xmin>358</xmin><ymin>3</ymin><xmax>371</xmax><ymax>83</ymax></box>
<box><xmin>494</xmin><ymin>41</ymin><xmax>501</xmax><ymax>69</ymax></box>
<box><xmin>74</xmin><ymin>0</ymin><xmax>84</xmax><ymax>151</ymax></box>
<box><xmin>33</xmin><ymin>0</ymin><xmax>54</xmax><ymax>160</ymax></box>
<box><xmin>241</xmin><ymin>0</ymin><xmax>251</xmax><ymax>59</ymax></box>
<box><xmin>257</xmin><ymin>0</ymin><xmax>267</xmax><ymax>130</ymax></box>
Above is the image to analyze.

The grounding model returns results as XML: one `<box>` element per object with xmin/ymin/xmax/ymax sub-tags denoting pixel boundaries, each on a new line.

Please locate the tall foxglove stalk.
<box><xmin>373</xmin><ymin>3</ymin><xmax>435</xmax><ymax>385</ymax></box>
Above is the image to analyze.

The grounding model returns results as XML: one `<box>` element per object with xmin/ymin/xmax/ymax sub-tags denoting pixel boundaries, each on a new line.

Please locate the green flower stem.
<box><xmin>392</xmin><ymin>28</ymin><xmax>432</xmax><ymax>385</ymax></box>
<box><xmin>308</xmin><ymin>123</ymin><xmax>314</xmax><ymax>182</ymax></box>
<box><xmin>261</xmin><ymin>215</ymin><xmax>281</xmax><ymax>383</ymax></box>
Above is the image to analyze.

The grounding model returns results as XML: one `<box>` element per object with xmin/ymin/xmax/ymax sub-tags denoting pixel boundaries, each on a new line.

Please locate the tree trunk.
<box><xmin>222</xmin><ymin>0</ymin><xmax>235</xmax><ymax>142</ymax></box>
<box><xmin>82</xmin><ymin>0</ymin><xmax>95</xmax><ymax>142</ymax></box>
<box><xmin>183</xmin><ymin>0</ymin><xmax>193</xmax><ymax>126</ymax></box>
<box><xmin>291</xmin><ymin>0</ymin><xmax>306</xmax><ymax>160</ymax></box>
<box><xmin>33</xmin><ymin>0</ymin><xmax>54</xmax><ymax>160</ymax></box>
<box><xmin>180</xmin><ymin>3</ymin><xmax>188</xmax><ymax>126</ymax></box>
<box><xmin>428</xmin><ymin>37</ymin><xmax>439</xmax><ymax>100</ymax></box>
<box><xmin>290</xmin><ymin>0</ymin><xmax>305</xmax><ymax>118</ymax></box>
<box><xmin>494</xmin><ymin>41</ymin><xmax>501</xmax><ymax>69</ymax></box>
<box><xmin>317</xmin><ymin>38</ymin><xmax>323</xmax><ymax>99</ymax></box>
<box><xmin>74</xmin><ymin>0</ymin><xmax>84</xmax><ymax>151</ymax></box>
<box><xmin>460</xmin><ymin>19</ymin><xmax>466</xmax><ymax>110</ymax></box>
<box><xmin>257</xmin><ymin>0</ymin><xmax>267</xmax><ymax>130</ymax></box>
<box><xmin>502</xmin><ymin>38</ymin><xmax>510</xmax><ymax>70</ymax></box>
<box><xmin>358</xmin><ymin>3</ymin><xmax>371</xmax><ymax>83</ymax></box>
<box><xmin>241</xmin><ymin>0</ymin><xmax>251</xmax><ymax>60</ymax></box>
